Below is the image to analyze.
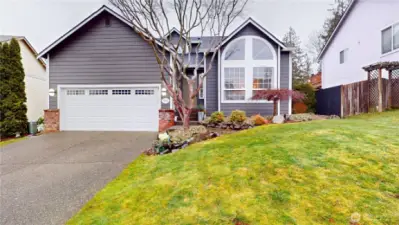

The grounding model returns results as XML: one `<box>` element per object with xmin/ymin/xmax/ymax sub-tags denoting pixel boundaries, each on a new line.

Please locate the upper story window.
<box><xmin>340</xmin><ymin>49</ymin><xmax>348</xmax><ymax>64</ymax></box>
<box><xmin>382</xmin><ymin>22</ymin><xmax>399</xmax><ymax>54</ymax></box>
<box><xmin>224</xmin><ymin>39</ymin><xmax>246</xmax><ymax>60</ymax></box>
<box><xmin>252</xmin><ymin>38</ymin><xmax>274</xmax><ymax>60</ymax></box>
<box><xmin>222</xmin><ymin>36</ymin><xmax>276</xmax><ymax>102</ymax></box>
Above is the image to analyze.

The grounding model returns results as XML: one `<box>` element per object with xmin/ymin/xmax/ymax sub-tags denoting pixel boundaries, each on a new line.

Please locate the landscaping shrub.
<box><xmin>288</xmin><ymin>113</ymin><xmax>313</xmax><ymax>122</ymax></box>
<box><xmin>293</xmin><ymin>102</ymin><xmax>308</xmax><ymax>114</ymax></box>
<box><xmin>229</xmin><ymin>110</ymin><xmax>246</xmax><ymax>123</ymax></box>
<box><xmin>294</xmin><ymin>83</ymin><xmax>316</xmax><ymax>113</ymax></box>
<box><xmin>251</xmin><ymin>114</ymin><xmax>268</xmax><ymax>126</ymax></box>
<box><xmin>210</xmin><ymin>111</ymin><xmax>225</xmax><ymax>124</ymax></box>
<box><xmin>37</xmin><ymin>117</ymin><xmax>44</xmax><ymax>125</ymax></box>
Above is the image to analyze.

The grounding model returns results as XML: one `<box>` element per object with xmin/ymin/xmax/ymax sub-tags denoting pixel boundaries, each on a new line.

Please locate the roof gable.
<box><xmin>317</xmin><ymin>0</ymin><xmax>357</xmax><ymax>60</ymax></box>
<box><xmin>219</xmin><ymin>17</ymin><xmax>287</xmax><ymax>50</ymax></box>
<box><xmin>38</xmin><ymin>5</ymin><xmax>169</xmax><ymax>58</ymax></box>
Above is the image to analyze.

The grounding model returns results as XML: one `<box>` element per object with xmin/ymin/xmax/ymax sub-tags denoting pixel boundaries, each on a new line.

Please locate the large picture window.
<box><xmin>224</xmin><ymin>67</ymin><xmax>245</xmax><ymax>100</ymax></box>
<box><xmin>222</xmin><ymin>36</ymin><xmax>276</xmax><ymax>102</ymax></box>
<box><xmin>382</xmin><ymin>23</ymin><xmax>399</xmax><ymax>54</ymax></box>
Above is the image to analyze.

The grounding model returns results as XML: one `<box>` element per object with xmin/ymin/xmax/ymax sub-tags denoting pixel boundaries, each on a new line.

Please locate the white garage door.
<box><xmin>59</xmin><ymin>86</ymin><xmax>160</xmax><ymax>131</ymax></box>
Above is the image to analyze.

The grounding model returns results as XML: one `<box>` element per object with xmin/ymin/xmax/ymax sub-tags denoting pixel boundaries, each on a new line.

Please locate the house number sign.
<box><xmin>161</xmin><ymin>98</ymin><xmax>170</xmax><ymax>104</ymax></box>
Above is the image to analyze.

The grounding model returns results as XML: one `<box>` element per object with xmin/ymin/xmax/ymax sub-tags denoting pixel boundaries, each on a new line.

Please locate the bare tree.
<box><xmin>306</xmin><ymin>30</ymin><xmax>324</xmax><ymax>71</ymax></box>
<box><xmin>109</xmin><ymin>0</ymin><xmax>248</xmax><ymax>130</ymax></box>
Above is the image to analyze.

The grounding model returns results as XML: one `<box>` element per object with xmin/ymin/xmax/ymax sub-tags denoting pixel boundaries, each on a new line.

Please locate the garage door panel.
<box><xmin>60</xmin><ymin>86</ymin><xmax>160</xmax><ymax>131</ymax></box>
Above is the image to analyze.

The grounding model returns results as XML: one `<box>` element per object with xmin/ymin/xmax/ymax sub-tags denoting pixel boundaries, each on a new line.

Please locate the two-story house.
<box><xmin>318</xmin><ymin>0</ymin><xmax>399</xmax><ymax>89</ymax></box>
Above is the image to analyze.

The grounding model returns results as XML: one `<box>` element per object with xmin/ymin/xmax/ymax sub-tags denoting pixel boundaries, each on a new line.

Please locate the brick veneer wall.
<box><xmin>44</xmin><ymin>109</ymin><xmax>60</xmax><ymax>132</ymax></box>
<box><xmin>159</xmin><ymin>109</ymin><xmax>175</xmax><ymax>132</ymax></box>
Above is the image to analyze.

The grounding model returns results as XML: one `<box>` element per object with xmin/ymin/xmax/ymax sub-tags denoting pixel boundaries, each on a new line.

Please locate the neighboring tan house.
<box><xmin>318</xmin><ymin>0</ymin><xmax>399</xmax><ymax>89</ymax></box>
<box><xmin>0</xmin><ymin>35</ymin><xmax>47</xmax><ymax>122</ymax></box>
<box><xmin>38</xmin><ymin>5</ymin><xmax>292</xmax><ymax>132</ymax></box>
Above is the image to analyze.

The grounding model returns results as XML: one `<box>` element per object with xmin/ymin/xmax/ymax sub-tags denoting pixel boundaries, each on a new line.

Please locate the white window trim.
<box><xmin>221</xmin><ymin>36</ymin><xmax>277</xmax><ymax>103</ymax></box>
<box><xmin>381</xmin><ymin>22</ymin><xmax>399</xmax><ymax>56</ymax></box>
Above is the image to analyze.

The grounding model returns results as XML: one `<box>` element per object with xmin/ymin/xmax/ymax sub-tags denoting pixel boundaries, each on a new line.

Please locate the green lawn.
<box><xmin>68</xmin><ymin>111</ymin><xmax>399</xmax><ymax>225</ymax></box>
<box><xmin>0</xmin><ymin>137</ymin><xmax>26</xmax><ymax>147</ymax></box>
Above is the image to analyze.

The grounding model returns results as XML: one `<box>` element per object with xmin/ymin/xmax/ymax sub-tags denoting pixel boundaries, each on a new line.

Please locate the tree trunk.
<box><xmin>183</xmin><ymin>108</ymin><xmax>192</xmax><ymax>131</ymax></box>
<box><xmin>273</xmin><ymin>99</ymin><xmax>278</xmax><ymax>116</ymax></box>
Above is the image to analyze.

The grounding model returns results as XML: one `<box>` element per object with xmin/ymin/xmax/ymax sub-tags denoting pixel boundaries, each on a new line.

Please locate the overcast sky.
<box><xmin>0</xmin><ymin>0</ymin><xmax>333</xmax><ymax>54</ymax></box>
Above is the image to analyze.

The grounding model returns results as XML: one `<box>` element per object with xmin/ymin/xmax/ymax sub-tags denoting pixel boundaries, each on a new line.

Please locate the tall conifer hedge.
<box><xmin>0</xmin><ymin>38</ymin><xmax>28</xmax><ymax>137</ymax></box>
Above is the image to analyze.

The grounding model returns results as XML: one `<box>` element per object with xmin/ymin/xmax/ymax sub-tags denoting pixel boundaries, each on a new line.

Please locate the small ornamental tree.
<box><xmin>0</xmin><ymin>38</ymin><xmax>28</xmax><ymax>137</ymax></box>
<box><xmin>251</xmin><ymin>89</ymin><xmax>304</xmax><ymax>116</ymax></box>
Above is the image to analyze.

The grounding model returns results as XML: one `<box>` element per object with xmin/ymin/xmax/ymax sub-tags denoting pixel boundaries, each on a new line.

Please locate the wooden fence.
<box><xmin>341</xmin><ymin>80</ymin><xmax>369</xmax><ymax>117</ymax></box>
<box><xmin>340</xmin><ymin>79</ymin><xmax>391</xmax><ymax>117</ymax></box>
<box><xmin>317</xmin><ymin>65</ymin><xmax>399</xmax><ymax>117</ymax></box>
<box><xmin>317</xmin><ymin>76</ymin><xmax>398</xmax><ymax>117</ymax></box>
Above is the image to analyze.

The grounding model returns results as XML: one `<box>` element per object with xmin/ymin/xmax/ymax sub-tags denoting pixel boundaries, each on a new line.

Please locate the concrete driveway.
<box><xmin>0</xmin><ymin>131</ymin><xmax>156</xmax><ymax>225</ymax></box>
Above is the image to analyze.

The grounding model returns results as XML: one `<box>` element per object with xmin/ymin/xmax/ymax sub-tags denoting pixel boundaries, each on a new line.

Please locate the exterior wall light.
<box><xmin>49</xmin><ymin>88</ymin><xmax>56</xmax><ymax>97</ymax></box>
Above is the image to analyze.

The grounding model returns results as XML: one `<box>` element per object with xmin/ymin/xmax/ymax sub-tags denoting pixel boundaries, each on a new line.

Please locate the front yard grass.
<box><xmin>68</xmin><ymin>111</ymin><xmax>399</xmax><ymax>225</ymax></box>
<box><xmin>0</xmin><ymin>137</ymin><xmax>27</xmax><ymax>147</ymax></box>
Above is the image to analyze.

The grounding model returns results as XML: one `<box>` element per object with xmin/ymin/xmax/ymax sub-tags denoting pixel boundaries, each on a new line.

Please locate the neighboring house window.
<box><xmin>382</xmin><ymin>23</ymin><xmax>399</xmax><ymax>54</ymax></box>
<box><xmin>340</xmin><ymin>49</ymin><xmax>348</xmax><ymax>64</ymax></box>
<box><xmin>222</xmin><ymin>36</ymin><xmax>276</xmax><ymax>102</ymax></box>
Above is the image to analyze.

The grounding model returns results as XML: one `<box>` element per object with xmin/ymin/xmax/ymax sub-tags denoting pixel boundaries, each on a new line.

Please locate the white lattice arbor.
<box><xmin>363</xmin><ymin>61</ymin><xmax>399</xmax><ymax>112</ymax></box>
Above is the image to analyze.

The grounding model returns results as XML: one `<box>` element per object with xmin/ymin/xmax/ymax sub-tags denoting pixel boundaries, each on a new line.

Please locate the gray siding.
<box><xmin>280</xmin><ymin>52</ymin><xmax>290</xmax><ymax>115</ymax></box>
<box><xmin>219</xmin><ymin>23</ymin><xmax>290</xmax><ymax>116</ymax></box>
<box><xmin>49</xmin><ymin>11</ymin><xmax>170</xmax><ymax>109</ymax></box>
<box><xmin>222</xmin><ymin>103</ymin><xmax>274</xmax><ymax>116</ymax></box>
<box><xmin>205</xmin><ymin>54</ymin><xmax>218</xmax><ymax>115</ymax></box>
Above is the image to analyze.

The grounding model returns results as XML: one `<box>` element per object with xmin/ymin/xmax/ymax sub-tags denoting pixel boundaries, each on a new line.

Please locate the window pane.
<box><xmin>394</xmin><ymin>24</ymin><xmax>399</xmax><ymax>50</ymax></box>
<box><xmin>382</xmin><ymin>27</ymin><xmax>392</xmax><ymax>54</ymax></box>
<box><xmin>224</xmin><ymin>90</ymin><xmax>245</xmax><ymax>100</ymax></box>
<box><xmin>224</xmin><ymin>67</ymin><xmax>245</xmax><ymax>89</ymax></box>
<box><xmin>252</xmin><ymin>38</ymin><xmax>273</xmax><ymax>60</ymax></box>
<box><xmin>224</xmin><ymin>39</ymin><xmax>245</xmax><ymax>60</ymax></box>
<box><xmin>253</xmin><ymin>67</ymin><xmax>273</xmax><ymax>89</ymax></box>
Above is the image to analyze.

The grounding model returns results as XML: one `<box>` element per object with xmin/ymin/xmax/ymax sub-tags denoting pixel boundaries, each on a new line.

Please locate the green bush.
<box><xmin>210</xmin><ymin>111</ymin><xmax>225</xmax><ymax>124</ymax></box>
<box><xmin>229</xmin><ymin>110</ymin><xmax>246</xmax><ymax>123</ymax></box>
<box><xmin>294</xmin><ymin>83</ymin><xmax>316</xmax><ymax>113</ymax></box>
<box><xmin>37</xmin><ymin>117</ymin><xmax>44</xmax><ymax>125</ymax></box>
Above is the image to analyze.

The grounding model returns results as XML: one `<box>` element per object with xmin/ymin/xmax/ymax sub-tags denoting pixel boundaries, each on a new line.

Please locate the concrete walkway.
<box><xmin>0</xmin><ymin>131</ymin><xmax>156</xmax><ymax>225</ymax></box>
